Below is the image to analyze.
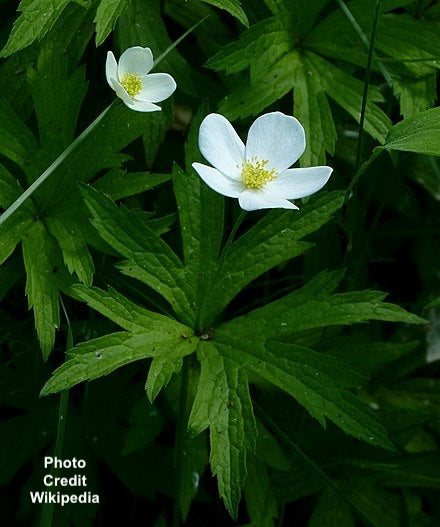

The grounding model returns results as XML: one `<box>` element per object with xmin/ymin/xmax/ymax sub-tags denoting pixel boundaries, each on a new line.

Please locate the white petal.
<box><xmin>238</xmin><ymin>189</ymin><xmax>299</xmax><ymax>211</ymax></box>
<box><xmin>192</xmin><ymin>163</ymin><xmax>243</xmax><ymax>197</ymax></box>
<box><xmin>245</xmin><ymin>112</ymin><xmax>306</xmax><ymax>173</ymax></box>
<box><xmin>127</xmin><ymin>99</ymin><xmax>162</xmax><ymax>112</ymax></box>
<box><xmin>118</xmin><ymin>46</ymin><xmax>154</xmax><ymax>78</ymax></box>
<box><xmin>138</xmin><ymin>73</ymin><xmax>176</xmax><ymax>103</ymax></box>
<box><xmin>109</xmin><ymin>78</ymin><xmax>134</xmax><ymax>106</ymax></box>
<box><xmin>106</xmin><ymin>51</ymin><xmax>118</xmax><ymax>87</ymax></box>
<box><xmin>198</xmin><ymin>114</ymin><xmax>245</xmax><ymax>180</ymax></box>
<box><xmin>265</xmin><ymin>166</ymin><xmax>333</xmax><ymax>199</ymax></box>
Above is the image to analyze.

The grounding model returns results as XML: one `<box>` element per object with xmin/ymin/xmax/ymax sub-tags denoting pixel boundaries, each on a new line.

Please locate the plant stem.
<box><xmin>172</xmin><ymin>355</ymin><xmax>191</xmax><ymax>527</ymax></box>
<box><xmin>39</xmin><ymin>298</ymin><xmax>73</xmax><ymax>527</ymax></box>
<box><xmin>355</xmin><ymin>0</ymin><xmax>382</xmax><ymax>173</ymax></box>
<box><xmin>219</xmin><ymin>210</ymin><xmax>246</xmax><ymax>263</ymax></box>
<box><xmin>336</xmin><ymin>0</ymin><xmax>391</xmax><ymax>87</ymax></box>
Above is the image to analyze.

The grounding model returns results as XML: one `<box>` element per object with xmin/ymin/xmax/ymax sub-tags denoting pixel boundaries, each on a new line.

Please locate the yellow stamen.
<box><xmin>241</xmin><ymin>158</ymin><xmax>277</xmax><ymax>189</ymax></box>
<box><xmin>120</xmin><ymin>73</ymin><xmax>142</xmax><ymax>98</ymax></box>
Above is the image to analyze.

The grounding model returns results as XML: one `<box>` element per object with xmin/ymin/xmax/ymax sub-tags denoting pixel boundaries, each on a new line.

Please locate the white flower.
<box><xmin>105</xmin><ymin>46</ymin><xmax>176</xmax><ymax>112</ymax></box>
<box><xmin>192</xmin><ymin>112</ymin><xmax>333</xmax><ymax>211</ymax></box>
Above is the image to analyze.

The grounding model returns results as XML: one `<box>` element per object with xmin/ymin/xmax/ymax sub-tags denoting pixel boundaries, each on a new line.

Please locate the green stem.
<box><xmin>219</xmin><ymin>210</ymin><xmax>246</xmax><ymax>263</ymax></box>
<box><xmin>39</xmin><ymin>298</ymin><xmax>73</xmax><ymax>527</ymax></box>
<box><xmin>172</xmin><ymin>355</ymin><xmax>191</xmax><ymax>527</ymax></box>
<box><xmin>336</xmin><ymin>0</ymin><xmax>391</xmax><ymax>87</ymax></box>
<box><xmin>154</xmin><ymin>16</ymin><xmax>208</xmax><ymax>67</ymax></box>
<box><xmin>355</xmin><ymin>0</ymin><xmax>382</xmax><ymax>173</ymax></box>
<box><xmin>0</xmin><ymin>103</ymin><xmax>114</xmax><ymax>227</ymax></box>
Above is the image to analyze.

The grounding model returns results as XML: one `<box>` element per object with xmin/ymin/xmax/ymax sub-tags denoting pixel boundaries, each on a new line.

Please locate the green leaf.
<box><xmin>393</xmin><ymin>74</ymin><xmax>437</xmax><ymax>119</ymax></box>
<box><xmin>41</xmin><ymin>329</ymin><xmax>198</xmax><ymax>395</ymax></box>
<box><xmin>0</xmin><ymin>210</ymin><xmax>34</xmax><ymax>265</ymax></box>
<box><xmin>145</xmin><ymin>354</ymin><xmax>185</xmax><ymax>402</ymax></box>
<box><xmin>219</xmin><ymin>52</ymin><xmax>296</xmax><ymax>120</ymax></box>
<box><xmin>26</xmin><ymin>45</ymin><xmax>88</xmax><ymax>160</ymax></box>
<box><xmin>383</xmin><ymin>107</ymin><xmax>440</xmax><ymax>156</ymax></box>
<box><xmin>73</xmin><ymin>284</ymin><xmax>189</xmax><ymax>335</ymax></box>
<box><xmin>292</xmin><ymin>51</ymin><xmax>336</xmax><ymax>166</ymax></box>
<box><xmin>216</xmin><ymin>271</ymin><xmax>425</xmax><ymax>342</ymax></box>
<box><xmin>0</xmin><ymin>164</ymin><xmax>36</xmax><ymax>264</ymax></box>
<box><xmin>81</xmin><ymin>184</ymin><xmax>195</xmax><ymax>325</ymax></box>
<box><xmin>200</xmin><ymin>192</ymin><xmax>345</xmax><ymax>326</ymax></box>
<box><xmin>0</xmin><ymin>99</ymin><xmax>39</xmax><ymax>173</ymax></box>
<box><xmin>0</xmin><ymin>0</ymin><xmax>88</xmax><ymax>57</ymax></box>
<box><xmin>206</xmin><ymin>17</ymin><xmax>288</xmax><ymax>79</ymax></box>
<box><xmin>188</xmin><ymin>341</ymin><xmax>257</xmax><ymax>518</ymax></box>
<box><xmin>94</xmin><ymin>169</ymin><xmax>171</xmax><ymax>200</ymax></box>
<box><xmin>22</xmin><ymin>221</ymin><xmax>62</xmax><ymax>359</ymax></box>
<box><xmin>306</xmin><ymin>52</ymin><xmax>391</xmax><ymax>144</ymax></box>
<box><xmin>45</xmin><ymin>217</ymin><xmax>94</xmax><ymax>284</ymax></box>
<box><xmin>215</xmin><ymin>339</ymin><xmax>393</xmax><ymax>449</ymax></box>
<box><xmin>94</xmin><ymin>0</ymin><xmax>130</xmax><ymax>45</ymax></box>
<box><xmin>199</xmin><ymin>0</ymin><xmax>248</xmax><ymax>27</ymax></box>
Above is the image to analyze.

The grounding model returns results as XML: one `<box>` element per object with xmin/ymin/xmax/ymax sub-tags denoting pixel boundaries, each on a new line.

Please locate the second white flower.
<box><xmin>106</xmin><ymin>46</ymin><xmax>176</xmax><ymax>112</ymax></box>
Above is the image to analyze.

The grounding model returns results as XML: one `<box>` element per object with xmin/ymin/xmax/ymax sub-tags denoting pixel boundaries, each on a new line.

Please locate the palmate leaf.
<box><xmin>188</xmin><ymin>341</ymin><xmax>257</xmax><ymax>518</ymax></box>
<box><xmin>199</xmin><ymin>191</ymin><xmax>344</xmax><ymax>327</ymax></box>
<box><xmin>41</xmin><ymin>285</ymin><xmax>197</xmax><ymax>395</ymax></box>
<box><xmin>211</xmin><ymin>271</ymin><xmax>425</xmax><ymax>448</ymax></box>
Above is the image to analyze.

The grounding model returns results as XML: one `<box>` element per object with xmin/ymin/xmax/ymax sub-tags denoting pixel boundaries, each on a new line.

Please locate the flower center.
<box><xmin>120</xmin><ymin>73</ymin><xmax>143</xmax><ymax>98</ymax></box>
<box><xmin>241</xmin><ymin>158</ymin><xmax>277</xmax><ymax>189</ymax></box>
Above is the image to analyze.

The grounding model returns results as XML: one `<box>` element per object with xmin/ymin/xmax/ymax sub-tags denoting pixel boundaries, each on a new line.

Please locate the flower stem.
<box><xmin>39</xmin><ymin>298</ymin><xmax>72</xmax><ymax>527</ymax></box>
<box><xmin>172</xmin><ymin>355</ymin><xmax>191</xmax><ymax>527</ymax></box>
<box><xmin>0</xmin><ymin>102</ymin><xmax>114</xmax><ymax>227</ymax></box>
<box><xmin>355</xmin><ymin>0</ymin><xmax>383</xmax><ymax>173</ymax></box>
<box><xmin>219</xmin><ymin>210</ymin><xmax>246</xmax><ymax>263</ymax></box>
